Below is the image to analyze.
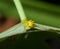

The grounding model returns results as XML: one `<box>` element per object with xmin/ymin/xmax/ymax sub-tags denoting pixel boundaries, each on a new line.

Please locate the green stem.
<box><xmin>0</xmin><ymin>23</ymin><xmax>26</xmax><ymax>38</ymax></box>
<box><xmin>13</xmin><ymin>0</ymin><xmax>27</xmax><ymax>21</ymax></box>
<box><xmin>0</xmin><ymin>0</ymin><xmax>28</xmax><ymax>39</ymax></box>
<box><xmin>34</xmin><ymin>23</ymin><xmax>60</xmax><ymax>34</ymax></box>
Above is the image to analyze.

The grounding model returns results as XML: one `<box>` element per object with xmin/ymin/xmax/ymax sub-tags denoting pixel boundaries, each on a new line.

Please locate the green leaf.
<box><xmin>0</xmin><ymin>0</ymin><xmax>60</xmax><ymax>28</ymax></box>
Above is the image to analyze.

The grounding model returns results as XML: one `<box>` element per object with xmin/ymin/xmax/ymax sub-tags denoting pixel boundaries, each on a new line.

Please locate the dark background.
<box><xmin>38</xmin><ymin>0</ymin><xmax>60</xmax><ymax>5</ymax></box>
<box><xmin>0</xmin><ymin>31</ymin><xmax>60</xmax><ymax>49</ymax></box>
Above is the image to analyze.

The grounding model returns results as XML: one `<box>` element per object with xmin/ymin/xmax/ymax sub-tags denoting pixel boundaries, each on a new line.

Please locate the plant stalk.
<box><xmin>0</xmin><ymin>23</ymin><xmax>26</xmax><ymax>38</ymax></box>
<box><xmin>13</xmin><ymin>0</ymin><xmax>27</xmax><ymax>21</ymax></box>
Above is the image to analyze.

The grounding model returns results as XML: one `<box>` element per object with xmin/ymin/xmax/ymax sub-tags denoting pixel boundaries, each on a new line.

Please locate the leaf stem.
<box><xmin>13</xmin><ymin>0</ymin><xmax>27</xmax><ymax>21</ymax></box>
<box><xmin>34</xmin><ymin>23</ymin><xmax>60</xmax><ymax>34</ymax></box>
<box><xmin>0</xmin><ymin>23</ymin><xmax>26</xmax><ymax>38</ymax></box>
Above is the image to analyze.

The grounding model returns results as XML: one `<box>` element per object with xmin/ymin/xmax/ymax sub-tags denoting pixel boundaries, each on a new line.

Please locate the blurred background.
<box><xmin>0</xmin><ymin>0</ymin><xmax>60</xmax><ymax>49</ymax></box>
